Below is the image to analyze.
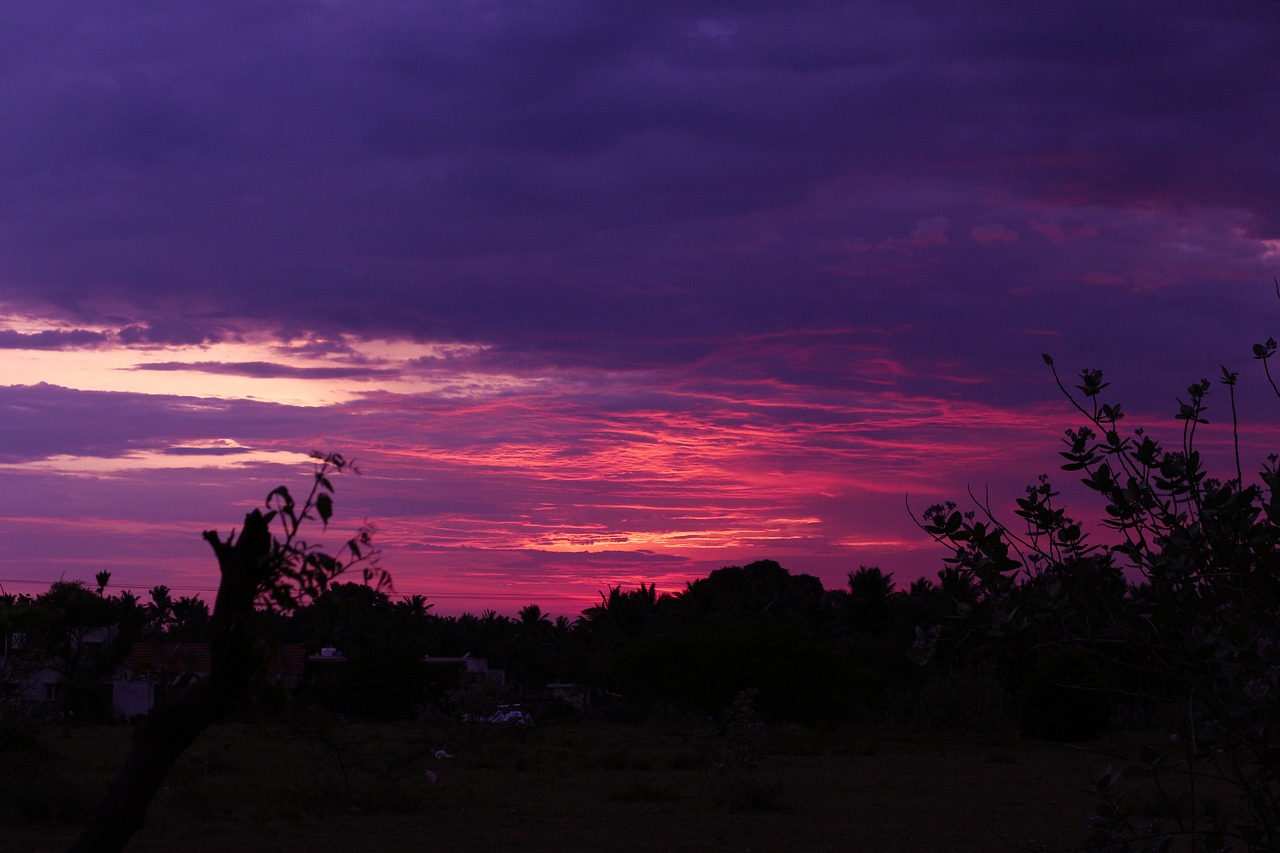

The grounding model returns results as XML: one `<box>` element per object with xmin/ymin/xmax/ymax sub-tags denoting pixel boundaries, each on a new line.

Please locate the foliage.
<box><xmin>704</xmin><ymin>689</ymin><xmax>785</xmax><ymax>810</ymax></box>
<box><xmin>252</xmin><ymin>452</ymin><xmax>388</xmax><ymax>612</ymax></box>
<box><xmin>918</xmin><ymin>350</ymin><xmax>1280</xmax><ymax>851</ymax></box>
<box><xmin>673</xmin><ymin>560</ymin><xmax>826</xmax><ymax>623</ymax></box>
<box><xmin>290</xmin><ymin>720</ymin><xmax>433</xmax><ymax>812</ymax></box>
<box><xmin>1019</xmin><ymin>645</ymin><xmax>1113</xmax><ymax>741</ymax></box>
<box><xmin>607</xmin><ymin>616</ymin><xmax>852</xmax><ymax>722</ymax></box>
<box><xmin>17</xmin><ymin>581</ymin><xmax>122</xmax><ymax>721</ymax></box>
<box><xmin>70</xmin><ymin>451</ymin><xmax>383</xmax><ymax>853</ymax></box>
<box><xmin>910</xmin><ymin>664</ymin><xmax>1013</xmax><ymax>736</ymax></box>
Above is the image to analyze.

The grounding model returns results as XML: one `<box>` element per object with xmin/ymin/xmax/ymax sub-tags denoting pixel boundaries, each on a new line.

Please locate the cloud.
<box><xmin>0</xmin><ymin>328</ymin><xmax>108</xmax><ymax>350</ymax></box>
<box><xmin>116</xmin><ymin>322</ymin><xmax>233</xmax><ymax>346</ymax></box>
<box><xmin>133</xmin><ymin>361</ymin><xmax>401</xmax><ymax>380</ymax></box>
<box><xmin>159</xmin><ymin>440</ymin><xmax>254</xmax><ymax>456</ymax></box>
<box><xmin>970</xmin><ymin>224</ymin><xmax>1017</xmax><ymax>245</ymax></box>
<box><xmin>1029</xmin><ymin>220</ymin><xmax>1099</xmax><ymax>246</ymax></box>
<box><xmin>0</xmin><ymin>383</ymin><xmax>319</xmax><ymax>464</ymax></box>
<box><xmin>1</xmin><ymin>2</ymin><xmax>1278</xmax><ymax>608</ymax></box>
<box><xmin>0</xmin><ymin>1</ymin><xmax>1273</xmax><ymax>354</ymax></box>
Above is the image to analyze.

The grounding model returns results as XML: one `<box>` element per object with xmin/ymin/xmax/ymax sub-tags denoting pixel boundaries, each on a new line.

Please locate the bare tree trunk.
<box><xmin>68</xmin><ymin>510</ymin><xmax>272</xmax><ymax>853</ymax></box>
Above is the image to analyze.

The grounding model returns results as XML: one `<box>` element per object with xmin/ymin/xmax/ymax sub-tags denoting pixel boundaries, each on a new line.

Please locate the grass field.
<box><xmin>8</xmin><ymin>715</ymin><xmax>1173</xmax><ymax>852</ymax></box>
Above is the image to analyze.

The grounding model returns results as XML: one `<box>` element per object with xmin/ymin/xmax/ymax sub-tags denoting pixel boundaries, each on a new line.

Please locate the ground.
<box><xmin>9</xmin><ymin>716</ymin><xmax>1169</xmax><ymax>852</ymax></box>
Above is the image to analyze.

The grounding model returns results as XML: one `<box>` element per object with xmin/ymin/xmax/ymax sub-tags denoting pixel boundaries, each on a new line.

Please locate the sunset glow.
<box><xmin>2</xmin><ymin>3</ymin><xmax>1278</xmax><ymax>614</ymax></box>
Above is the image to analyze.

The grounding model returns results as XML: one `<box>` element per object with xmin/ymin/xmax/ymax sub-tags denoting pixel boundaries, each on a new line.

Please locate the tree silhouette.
<box><xmin>169</xmin><ymin>595</ymin><xmax>211</xmax><ymax>641</ymax></box>
<box><xmin>69</xmin><ymin>452</ymin><xmax>382</xmax><ymax>853</ymax></box>
<box><xmin>843</xmin><ymin>566</ymin><xmax>896</xmax><ymax>632</ymax></box>
<box><xmin>672</xmin><ymin>560</ymin><xmax>825</xmax><ymax>624</ymax></box>
<box><xmin>146</xmin><ymin>585</ymin><xmax>173</xmax><ymax>634</ymax></box>
<box><xmin>509</xmin><ymin>604</ymin><xmax>556</xmax><ymax>689</ymax></box>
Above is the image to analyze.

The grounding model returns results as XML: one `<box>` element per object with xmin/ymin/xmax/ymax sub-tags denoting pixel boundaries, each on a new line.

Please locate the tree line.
<box><xmin>3</xmin><ymin>558</ymin><xmax>956</xmax><ymax>725</ymax></box>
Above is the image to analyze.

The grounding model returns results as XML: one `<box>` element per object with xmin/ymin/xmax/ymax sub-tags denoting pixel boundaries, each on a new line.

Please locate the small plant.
<box><xmin>0</xmin><ymin>697</ymin><xmax>45</xmax><ymax>755</ymax></box>
<box><xmin>705</xmin><ymin>689</ymin><xmax>784</xmax><ymax>810</ymax></box>
<box><xmin>912</xmin><ymin>664</ymin><xmax>1013</xmax><ymax>736</ymax></box>
<box><xmin>296</xmin><ymin>723</ymin><xmax>430</xmax><ymax>812</ymax></box>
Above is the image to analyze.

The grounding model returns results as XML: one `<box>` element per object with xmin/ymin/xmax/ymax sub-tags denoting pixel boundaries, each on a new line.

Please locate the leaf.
<box><xmin>316</xmin><ymin>492</ymin><xmax>333</xmax><ymax>527</ymax></box>
<box><xmin>265</xmin><ymin>485</ymin><xmax>294</xmax><ymax>509</ymax></box>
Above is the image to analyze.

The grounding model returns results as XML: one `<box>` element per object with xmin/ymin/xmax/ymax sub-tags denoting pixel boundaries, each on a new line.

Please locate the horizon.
<box><xmin>3</xmin><ymin>2</ymin><xmax>1279</xmax><ymax>618</ymax></box>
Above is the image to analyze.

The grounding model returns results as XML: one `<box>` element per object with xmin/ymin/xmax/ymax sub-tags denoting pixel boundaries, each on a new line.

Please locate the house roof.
<box><xmin>124</xmin><ymin>642</ymin><xmax>306</xmax><ymax>676</ymax></box>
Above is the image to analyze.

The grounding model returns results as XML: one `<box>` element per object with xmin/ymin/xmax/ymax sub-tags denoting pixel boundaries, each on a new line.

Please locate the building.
<box><xmin>113</xmin><ymin>641</ymin><xmax>306</xmax><ymax>719</ymax></box>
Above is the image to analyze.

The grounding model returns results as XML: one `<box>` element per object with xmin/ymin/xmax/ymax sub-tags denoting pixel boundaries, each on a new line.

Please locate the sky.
<box><xmin>2</xmin><ymin>1</ymin><xmax>1280</xmax><ymax>615</ymax></box>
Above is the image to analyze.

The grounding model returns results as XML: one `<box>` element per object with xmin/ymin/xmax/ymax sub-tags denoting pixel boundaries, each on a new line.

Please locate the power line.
<box><xmin>0</xmin><ymin>576</ymin><xmax>602</xmax><ymax>601</ymax></box>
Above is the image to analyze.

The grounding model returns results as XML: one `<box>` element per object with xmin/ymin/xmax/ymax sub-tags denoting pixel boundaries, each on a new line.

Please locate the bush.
<box><xmin>1018</xmin><ymin>647</ymin><xmax>1110</xmax><ymax>741</ymax></box>
<box><xmin>0</xmin><ymin>747</ymin><xmax>94</xmax><ymax>824</ymax></box>
<box><xmin>919</xmin><ymin>351</ymin><xmax>1280</xmax><ymax>850</ymax></box>
<box><xmin>608</xmin><ymin>618</ymin><xmax>850</xmax><ymax>722</ymax></box>
<box><xmin>704</xmin><ymin>690</ymin><xmax>785</xmax><ymax>811</ymax></box>
<box><xmin>912</xmin><ymin>665</ymin><xmax>1013</xmax><ymax>736</ymax></box>
<box><xmin>0</xmin><ymin>699</ymin><xmax>47</xmax><ymax>755</ymax></box>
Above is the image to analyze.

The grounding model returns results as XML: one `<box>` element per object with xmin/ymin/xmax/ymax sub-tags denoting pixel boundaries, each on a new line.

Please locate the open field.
<box><xmin>9</xmin><ymin>717</ymin><xmax>1176</xmax><ymax>853</ymax></box>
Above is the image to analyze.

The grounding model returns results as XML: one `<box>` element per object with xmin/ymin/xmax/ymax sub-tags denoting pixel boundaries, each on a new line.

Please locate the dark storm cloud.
<box><xmin>0</xmin><ymin>0</ymin><xmax>1276</xmax><ymax>366</ymax></box>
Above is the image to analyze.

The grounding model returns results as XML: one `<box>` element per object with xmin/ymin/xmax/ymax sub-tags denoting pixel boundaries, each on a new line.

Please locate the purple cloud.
<box><xmin>0</xmin><ymin>383</ymin><xmax>315</xmax><ymax>464</ymax></box>
<box><xmin>0</xmin><ymin>2</ymin><xmax>1272</xmax><ymax>350</ymax></box>
<box><xmin>1</xmin><ymin>2</ymin><xmax>1278</xmax><ymax>610</ymax></box>
<box><xmin>116</xmin><ymin>322</ymin><xmax>235</xmax><ymax>347</ymax></box>
<box><xmin>133</xmin><ymin>361</ymin><xmax>400</xmax><ymax>380</ymax></box>
<box><xmin>970</xmin><ymin>225</ymin><xmax>1017</xmax><ymax>245</ymax></box>
<box><xmin>0</xmin><ymin>328</ymin><xmax>108</xmax><ymax>349</ymax></box>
